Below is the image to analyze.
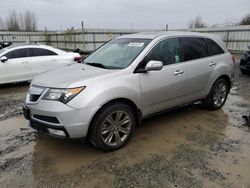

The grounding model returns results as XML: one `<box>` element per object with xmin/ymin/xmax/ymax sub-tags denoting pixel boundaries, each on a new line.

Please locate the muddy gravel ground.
<box><xmin>0</xmin><ymin>65</ymin><xmax>250</xmax><ymax>188</ymax></box>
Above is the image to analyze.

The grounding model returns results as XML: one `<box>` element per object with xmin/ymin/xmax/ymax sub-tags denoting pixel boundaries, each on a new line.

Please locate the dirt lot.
<box><xmin>0</xmin><ymin>65</ymin><xmax>250</xmax><ymax>188</ymax></box>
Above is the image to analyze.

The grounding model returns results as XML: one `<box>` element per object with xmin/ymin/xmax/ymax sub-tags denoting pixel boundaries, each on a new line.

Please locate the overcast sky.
<box><xmin>0</xmin><ymin>0</ymin><xmax>249</xmax><ymax>30</ymax></box>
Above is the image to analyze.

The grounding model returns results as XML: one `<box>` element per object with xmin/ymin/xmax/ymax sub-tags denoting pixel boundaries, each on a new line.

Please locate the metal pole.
<box><xmin>73</xmin><ymin>30</ymin><xmax>76</xmax><ymax>50</ymax></box>
<box><xmin>81</xmin><ymin>21</ymin><xmax>85</xmax><ymax>51</ymax></box>
<box><xmin>166</xmin><ymin>24</ymin><xmax>168</xmax><ymax>31</ymax></box>
<box><xmin>226</xmin><ymin>30</ymin><xmax>230</xmax><ymax>48</ymax></box>
<box><xmin>64</xmin><ymin>33</ymin><xmax>67</xmax><ymax>50</ymax></box>
<box><xmin>45</xmin><ymin>27</ymin><xmax>47</xmax><ymax>45</ymax></box>
<box><xmin>93</xmin><ymin>33</ymin><xmax>96</xmax><ymax>50</ymax></box>
<box><xmin>56</xmin><ymin>34</ymin><xmax>58</xmax><ymax>48</ymax></box>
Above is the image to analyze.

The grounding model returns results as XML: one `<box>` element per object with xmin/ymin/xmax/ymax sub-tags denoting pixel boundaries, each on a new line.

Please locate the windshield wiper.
<box><xmin>85</xmin><ymin>62</ymin><xmax>109</xmax><ymax>69</ymax></box>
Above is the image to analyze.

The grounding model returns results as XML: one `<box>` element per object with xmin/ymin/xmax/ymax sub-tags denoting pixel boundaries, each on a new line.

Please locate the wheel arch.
<box><xmin>214</xmin><ymin>74</ymin><xmax>232</xmax><ymax>89</ymax></box>
<box><xmin>86</xmin><ymin>98</ymin><xmax>142</xmax><ymax>138</ymax></box>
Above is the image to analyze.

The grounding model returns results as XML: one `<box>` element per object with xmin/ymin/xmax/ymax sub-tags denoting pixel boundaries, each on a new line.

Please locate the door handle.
<box><xmin>209</xmin><ymin>62</ymin><xmax>216</xmax><ymax>66</ymax></box>
<box><xmin>174</xmin><ymin>70</ymin><xmax>184</xmax><ymax>75</ymax></box>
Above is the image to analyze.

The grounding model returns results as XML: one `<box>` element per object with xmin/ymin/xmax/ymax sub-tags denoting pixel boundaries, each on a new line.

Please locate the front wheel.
<box><xmin>89</xmin><ymin>102</ymin><xmax>136</xmax><ymax>152</ymax></box>
<box><xmin>202</xmin><ymin>78</ymin><xmax>230</xmax><ymax>110</ymax></box>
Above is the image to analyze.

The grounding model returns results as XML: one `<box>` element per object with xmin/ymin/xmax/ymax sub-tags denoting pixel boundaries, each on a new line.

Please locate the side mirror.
<box><xmin>145</xmin><ymin>60</ymin><xmax>163</xmax><ymax>71</ymax></box>
<box><xmin>0</xmin><ymin>56</ymin><xmax>8</xmax><ymax>63</ymax></box>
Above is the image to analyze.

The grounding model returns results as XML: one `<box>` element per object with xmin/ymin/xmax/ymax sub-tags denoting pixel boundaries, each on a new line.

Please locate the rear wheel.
<box><xmin>203</xmin><ymin>78</ymin><xmax>229</xmax><ymax>110</ymax></box>
<box><xmin>89</xmin><ymin>102</ymin><xmax>135</xmax><ymax>152</ymax></box>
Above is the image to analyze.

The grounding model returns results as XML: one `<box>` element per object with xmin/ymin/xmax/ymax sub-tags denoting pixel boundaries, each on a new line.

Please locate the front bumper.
<box><xmin>29</xmin><ymin>118</ymin><xmax>70</xmax><ymax>138</ymax></box>
<box><xmin>24</xmin><ymin>100</ymin><xmax>100</xmax><ymax>138</ymax></box>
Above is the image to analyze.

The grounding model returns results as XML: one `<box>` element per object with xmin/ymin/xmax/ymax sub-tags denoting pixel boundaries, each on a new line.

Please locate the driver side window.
<box><xmin>146</xmin><ymin>38</ymin><xmax>182</xmax><ymax>66</ymax></box>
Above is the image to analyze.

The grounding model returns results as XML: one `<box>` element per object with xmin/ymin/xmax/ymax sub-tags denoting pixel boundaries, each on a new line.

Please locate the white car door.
<box><xmin>30</xmin><ymin>47</ymin><xmax>62</xmax><ymax>77</ymax></box>
<box><xmin>0</xmin><ymin>48</ymin><xmax>32</xmax><ymax>84</ymax></box>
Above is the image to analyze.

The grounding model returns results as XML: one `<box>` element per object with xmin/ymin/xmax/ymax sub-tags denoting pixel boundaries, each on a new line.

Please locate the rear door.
<box><xmin>29</xmin><ymin>48</ymin><xmax>59</xmax><ymax>77</ymax></box>
<box><xmin>179</xmin><ymin>37</ymin><xmax>212</xmax><ymax>101</ymax></box>
<box><xmin>0</xmin><ymin>48</ymin><xmax>32</xmax><ymax>83</ymax></box>
<box><xmin>139</xmin><ymin>37</ymin><xmax>187</xmax><ymax>116</ymax></box>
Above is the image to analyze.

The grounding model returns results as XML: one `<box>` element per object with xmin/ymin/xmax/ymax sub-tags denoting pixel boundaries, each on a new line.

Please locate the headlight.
<box><xmin>42</xmin><ymin>86</ymin><xmax>86</xmax><ymax>104</ymax></box>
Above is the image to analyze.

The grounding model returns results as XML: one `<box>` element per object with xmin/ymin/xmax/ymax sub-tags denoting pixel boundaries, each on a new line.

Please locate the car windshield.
<box><xmin>84</xmin><ymin>38</ymin><xmax>151</xmax><ymax>69</ymax></box>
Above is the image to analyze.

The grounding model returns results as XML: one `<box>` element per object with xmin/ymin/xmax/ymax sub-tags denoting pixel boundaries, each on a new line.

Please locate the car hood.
<box><xmin>32</xmin><ymin>63</ymin><xmax>115</xmax><ymax>88</ymax></box>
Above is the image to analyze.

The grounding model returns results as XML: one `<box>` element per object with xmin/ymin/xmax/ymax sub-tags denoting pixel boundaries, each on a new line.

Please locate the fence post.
<box><xmin>45</xmin><ymin>27</ymin><xmax>48</xmax><ymax>45</ymax></box>
<box><xmin>64</xmin><ymin>33</ymin><xmax>67</xmax><ymax>50</ymax></box>
<box><xmin>226</xmin><ymin>29</ymin><xmax>230</xmax><ymax>48</ymax></box>
<box><xmin>73</xmin><ymin>30</ymin><xmax>76</xmax><ymax>50</ymax></box>
<box><xmin>81</xmin><ymin>21</ymin><xmax>85</xmax><ymax>51</ymax></box>
<box><xmin>56</xmin><ymin>34</ymin><xmax>58</xmax><ymax>48</ymax></box>
<box><xmin>29</xmin><ymin>33</ymin><xmax>32</xmax><ymax>43</ymax></box>
<box><xmin>93</xmin><ymin>33</ymin><xmax>96</xmax><ymax>50</ymax></box>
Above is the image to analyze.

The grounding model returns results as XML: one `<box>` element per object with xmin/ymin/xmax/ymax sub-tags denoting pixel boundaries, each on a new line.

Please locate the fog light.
<box><xmin>48</xmin><ymin>128</ymin><xmax>65</xmax><ymax>137</ymax></box>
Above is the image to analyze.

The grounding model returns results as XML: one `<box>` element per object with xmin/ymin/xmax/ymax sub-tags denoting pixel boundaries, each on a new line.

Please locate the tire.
<box><xmin>203</xmin><ymin>78</ymin><xmax>230</xmax><ymax>110</ymax></box>
<box><xmin>89</xmin><ymin>102</ymin><xmax>136</xmax><ymax>152</ymax></box>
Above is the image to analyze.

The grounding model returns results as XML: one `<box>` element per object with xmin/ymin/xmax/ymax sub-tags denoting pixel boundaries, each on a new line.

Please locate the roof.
<box><xmin>4</xmin><ymin>44</ymin><xmax>51</xmax><ymax>50</ymax></box>
<box><xmin>118</xmin><ymin>31</ymin><xmax>219</xmax><ymax>40</ymax></box>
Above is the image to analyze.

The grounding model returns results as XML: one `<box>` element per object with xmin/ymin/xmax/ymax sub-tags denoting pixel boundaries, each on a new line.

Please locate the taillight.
<box><xmin>74</xmin><ymin>56</ymin><xmax>82</xmax><ymax>63</ymax></box>
<box><xmin>232</xmin><ymin>55</ymin><xmax>236</xmax><ymax>63</ymax></box>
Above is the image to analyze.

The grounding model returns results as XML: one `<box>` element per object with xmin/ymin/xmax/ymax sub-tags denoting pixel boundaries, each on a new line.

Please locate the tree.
<box><xmin>189</xmin><ymin>16</ymin><xmax>207</xmax><ymax>29</ymax></box>
<box><xmin>5</xmin><ymin>11</ymin><xmax>20</xmax><ymax>31</ymax></box>
<box><xmin>0</xmin><ymin>18</ymin><xmax>4</xmax><ymax>30</ymax></box>
<box><xmin>0</xmin><ymin>10</ymin><xmax>37</xmax><ymax>31</ymax></box>
<box><xmin>24</xmin><ymin>10</ymin><xmax>37</xmax><ymax>31</ymax></box>
<box><xmin>239</xmin><ymin>14</ymin><xmax>250</xmax><ymax>25</ymax></box>
<box><xmin>18</xmin><ymin>12</ymin><xmax>25</xmax><ymax>30</ymax></box>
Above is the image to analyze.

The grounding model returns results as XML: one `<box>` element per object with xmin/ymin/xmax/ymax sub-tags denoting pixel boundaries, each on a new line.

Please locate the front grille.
<box><xmin>30</xmin><ymin>94</ymin><xmax>40</xmax><ymax>102</ymax></box>
<box><xmin>33</xmin><ymin>114</ymin><xmax>60</xmax><ymax>124</ymax></box>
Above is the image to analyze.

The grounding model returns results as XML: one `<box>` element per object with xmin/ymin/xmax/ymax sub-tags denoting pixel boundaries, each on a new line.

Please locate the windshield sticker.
<box><xmin>128</xmin><ymin>42</ymin><xmax>144</xmax><ymax>47</ymax></box>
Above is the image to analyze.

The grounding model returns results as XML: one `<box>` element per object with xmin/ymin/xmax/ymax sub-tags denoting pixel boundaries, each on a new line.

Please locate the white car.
<box><xmin>0</xmin><ymin>44</ymin><xmax>81</xmax><ymax>84</ymax></box>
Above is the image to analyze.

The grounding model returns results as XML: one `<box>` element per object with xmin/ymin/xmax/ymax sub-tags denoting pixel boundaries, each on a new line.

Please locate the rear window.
<box><xmin>206</xmin><ymin>38</ymin><xmax>224</xmax><ymax>56</ymax></box>
<box><xmin>31</xmin><ymin>48</ymin><xmax>57</xmax><ymax>57</ymax></box>
<box><xmin>180</xmin><ymin>37</ymin><xmax>208</xmax><ymax>61</ymax></box>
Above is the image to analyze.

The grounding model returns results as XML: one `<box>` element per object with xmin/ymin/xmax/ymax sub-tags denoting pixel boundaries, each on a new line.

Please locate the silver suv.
<box><xmin>23</xmin><ymin>32</ymin><xmax>235</xmax><ymax>151</ymax></box>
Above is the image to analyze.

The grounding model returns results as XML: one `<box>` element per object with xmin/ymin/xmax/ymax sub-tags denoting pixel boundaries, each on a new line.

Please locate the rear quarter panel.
<box><xmin>204</xmin><ymin>53</ymin><xmax>234</xmax><ymax>96</ymax></box>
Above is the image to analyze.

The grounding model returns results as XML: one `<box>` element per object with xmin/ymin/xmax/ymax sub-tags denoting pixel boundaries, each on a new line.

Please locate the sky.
<box><xmin>0</xmin><ymin>0</ymin><xmax>249</xmax><ymax>30</ymax></box>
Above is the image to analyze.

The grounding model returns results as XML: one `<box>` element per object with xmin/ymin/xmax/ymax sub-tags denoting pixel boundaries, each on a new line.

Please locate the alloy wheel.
<box><xmin>100</xmin><ymin>110</ymin><xmax>132</xmax><ymax>147</ymax></box>
<box><xmin>213</xmin><ymin>82</ymin><xmax>228</xmax><ymax>107</ymax></box>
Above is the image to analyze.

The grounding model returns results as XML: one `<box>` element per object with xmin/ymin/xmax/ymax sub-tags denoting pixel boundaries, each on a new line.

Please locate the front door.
<box><xmin>139</xmin><ymin>37</ymin><xmax>187</xmax><ymax>116</ymax></box>
<box><xmin>0</xmin><ymin>48</ymin><xmax>32</xmax><ymax>84</ymax></box>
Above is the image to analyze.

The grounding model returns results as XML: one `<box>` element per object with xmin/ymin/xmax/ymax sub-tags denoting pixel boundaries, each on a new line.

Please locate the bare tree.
<box><xmin>239</xmin><ymin>14</ymin><xmax>250</xmax><ymax>25</ymax></box>
<box><xmin>24</xmin><ymin>11</ymin><xmax>32</xmax><ymax>31</ymax></box>
<box><xmin>31</xmin><ymin>11</ymin><xmax>37</xmax><ymax>31</ymax></box>
<box><xmin>5</xmin><ymin>11</ymin><xmax>20</xmax><ymax>31</ymax></box>
<box><xmin>1</xmin><ymin>10</ymin><xmax>37</xmax><ymax>31</ymax></box>
<box><xmin>18</xmin><ymin>12</ymin><xmax>25</xmax><ymax>30</ymax></box>
<box><xmin>0</xmin><ymin>18</ymin><xmax>4</xmax><ymax>30</ymax></box>
<box><xmin>189</xmin><ymin>16</ymin><xmax>207</xmax><ymax>29</ymax></box>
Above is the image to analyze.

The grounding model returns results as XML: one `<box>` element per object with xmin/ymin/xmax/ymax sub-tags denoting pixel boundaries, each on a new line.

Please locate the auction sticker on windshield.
<box><xmin>128</xmin><ymin>43</ymin><xmax>144</xmax><ymax>47</ymax></box>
